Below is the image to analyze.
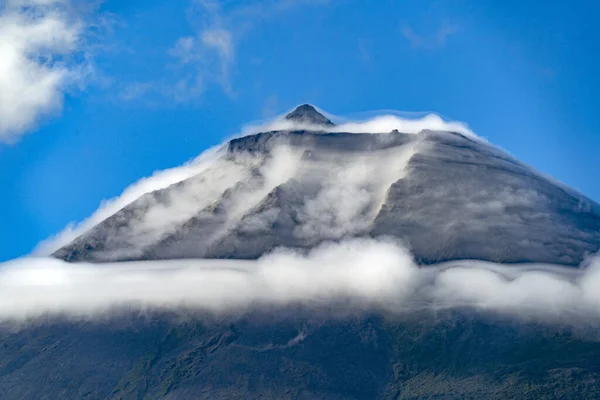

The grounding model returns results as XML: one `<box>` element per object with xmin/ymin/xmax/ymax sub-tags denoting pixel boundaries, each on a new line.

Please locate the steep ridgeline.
<box><xmin>54</xmin><ymin>105</ymin><xmax>600</xmax><ymax>265</ymax></box>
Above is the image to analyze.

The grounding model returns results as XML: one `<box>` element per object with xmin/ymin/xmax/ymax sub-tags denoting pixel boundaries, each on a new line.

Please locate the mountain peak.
<box><xmin>285</xmin><ymin>104</ymin><xmax>334</xmax><ymax>126</ymax></box>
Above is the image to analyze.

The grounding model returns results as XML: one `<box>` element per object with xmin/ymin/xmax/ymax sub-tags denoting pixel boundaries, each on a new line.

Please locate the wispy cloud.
<box><xmin>168</xmin><ymin>25</ymin><xmax>234</xmax><ymax>98</ymax></box>
<box><xmin>120</xmin><ymin>0</ymin><xmax>330</xmax><ymax>103</ymax></box>
<box><xmin>401</xmin><ymin>23</ymin><xmax>458</xmax><ymax>50</ymax></box>
<box><xmin>202</xmin><ymin>28</ymin><xmax>234</xmax><ymax>88</ymax></box>
<box><xmin>0</xmin><ymin>0</ymin><xmax>99</xmax><ymax>142</ymax></box>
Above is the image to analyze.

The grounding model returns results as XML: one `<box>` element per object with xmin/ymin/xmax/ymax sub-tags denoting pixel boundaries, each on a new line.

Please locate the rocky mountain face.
<box><xmin>4</xmin><ymin>105</ymin><xmax>600</xmax><ymax>399</ymax></box>
<box><xmin>54</xmin><ymin>105</ymin><xmax>600</xmax><ymax>266</ymax></box>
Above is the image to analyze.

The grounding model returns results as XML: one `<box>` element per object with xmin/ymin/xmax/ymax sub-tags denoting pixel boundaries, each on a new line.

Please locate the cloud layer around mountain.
<box><xmin>241</xmin><ymin>107</ymin><xmax>478</xmax><ymax>139</ymax></box>
<box><xmin>2</xmin><ymin>238</ymin><xmax>600</xmax><ymax>324</ymax></box>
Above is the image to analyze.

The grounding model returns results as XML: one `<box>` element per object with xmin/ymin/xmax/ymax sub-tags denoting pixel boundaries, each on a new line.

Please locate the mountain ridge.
<box><xmin>52</xmin><ymin>109</ymin><xmax>600</xmax><ymax>266</ymax></box>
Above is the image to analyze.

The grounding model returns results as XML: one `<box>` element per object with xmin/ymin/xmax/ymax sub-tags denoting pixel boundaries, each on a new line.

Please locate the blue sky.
<box><xmin>0</xmin><ymin>0</ymin><xmax>599</xmax><ymax>261</ymax></box>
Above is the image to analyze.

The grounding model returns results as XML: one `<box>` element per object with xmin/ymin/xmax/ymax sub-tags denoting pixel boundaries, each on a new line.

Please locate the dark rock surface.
<box><xmin>3</xmin><ymin>311</ymin><xmax>600</xmax><ymax>399</ymax></box>
<box><xmin>284</xmin><ymin>104</ymin><xmax>335</xmax><ymax>126</ymax></box>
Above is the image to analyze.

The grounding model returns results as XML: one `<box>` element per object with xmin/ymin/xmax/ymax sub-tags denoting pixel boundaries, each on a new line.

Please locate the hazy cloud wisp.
<box><xmin>124</xmin><ymin>0</ymin><xmax>332</xmax><ymax>102</ymax></box>
<box><xmin>34</xmin><ymin>146</ymin><xmax>223</xmax><ymax>255</ymax></box>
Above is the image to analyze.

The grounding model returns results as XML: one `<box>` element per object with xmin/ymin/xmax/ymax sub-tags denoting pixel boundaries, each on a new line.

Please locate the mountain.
<box><xmin>3</xmin><ymin>105</ymin><xmax>600</xmax><ymax>399</ymax></box>
<box><xmin>53</xmin><ymin>105</ymin><xmax>600</xmax><ymax>266</ymax></box>
<box><xmin>284</xmin><ymin>104</ymin><xmax>335</xmax><ymax>126</ymax></box>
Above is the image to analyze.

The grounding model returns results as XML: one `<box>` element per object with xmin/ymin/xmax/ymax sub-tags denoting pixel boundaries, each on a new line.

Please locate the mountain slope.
<box><xmin>53</xmin><ymin>106</ymin><xmax>600</xmax><ymax>266</ymax></box>
<box><xmin>3</xmin><ymin>312</ymin><xmax>600</xmax><ymax>399</ymax></box>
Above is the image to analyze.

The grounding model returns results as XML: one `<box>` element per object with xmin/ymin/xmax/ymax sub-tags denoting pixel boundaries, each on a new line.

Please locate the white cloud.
<box><xmin>34</xmin><ymin>146</ymin><xmax>223</xmax><ymax>255</ymax></box>
<box><xmin>1</xmin><ymin>239</ymin><xmax>416</xmax><ymax>321</ymax></box>
<box><xmin>4</xmin><ymin>238</ymin><xmax>600</xmax><ymax>324</ymax></box>
<box><xmin>0</xmin><ymin>0</ymin><xmax>93</xmax><ymax>142</ymax></box>
<box><xmin>294</xmin><ymin>142</ymin><xmax>419</xmax><ymax>240</ymax></box>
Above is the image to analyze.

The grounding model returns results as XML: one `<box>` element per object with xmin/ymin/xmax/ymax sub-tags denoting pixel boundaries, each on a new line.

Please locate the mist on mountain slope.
<box><xmin>8</xmin><ymin>108</ymin><xmax>597</xmax><ymax>325</ymax></box>
<box><xmin>2</xmin><ymin>239</ymin><xmax>600</xmax><ymax>323</ymax></box>
<box><xmin>34</xmin><ymin>109</ymin><xmax>476</xmax><ymax>256</ymax></box>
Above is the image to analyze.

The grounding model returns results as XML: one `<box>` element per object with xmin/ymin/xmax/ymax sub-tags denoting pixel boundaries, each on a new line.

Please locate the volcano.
<box><xmin>53</xmin><ymin>105</ymin><xmax>600</xmax><ymax>266</ymax></box>
<box><xmin>3</xmin><ymin>105</ymin><xmax>600</xmax><ymax>399</ymax></box>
